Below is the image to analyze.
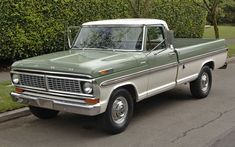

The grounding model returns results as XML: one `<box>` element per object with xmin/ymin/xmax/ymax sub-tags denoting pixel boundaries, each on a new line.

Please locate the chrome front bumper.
<box><xmin>11</xmin><ymin>92</ymin><xmax>101</xmax><ymax>116</ymax></box>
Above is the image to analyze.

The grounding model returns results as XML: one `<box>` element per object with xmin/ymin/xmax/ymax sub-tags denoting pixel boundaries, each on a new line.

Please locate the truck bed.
<box><xmin>173</xmin><ymin>38</ymin><xmax>227</xmax><ymax>61</ymax></box>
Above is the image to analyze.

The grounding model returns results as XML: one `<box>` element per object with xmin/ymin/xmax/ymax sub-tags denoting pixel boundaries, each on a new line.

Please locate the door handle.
<box><xmin>168</xmin><ymin>52</ymin><xmax>175</xmax><ymax>57</ymax></box>
<box><xmin>140</xmin><ymin>61</ymin><xmax>146</xmax><ymax>64</ymax></box>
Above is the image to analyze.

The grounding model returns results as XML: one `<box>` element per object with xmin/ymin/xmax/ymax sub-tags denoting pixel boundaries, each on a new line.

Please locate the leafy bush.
<box><xmin>151</xmin><ymin>0</ymin><xmax>207</xmax><ymax>38</ymax></box>
<box><xmin>0</xmin><ymin>0</ymin><xmax>206</xmax><ymax>63</ymax></box>
<box><xmin>0</xmin><ymin>0</ymin><xmax>67</xmax><ymax>61</ymax></box>
<box><xmin>0</xmin><ymin>0</ymin><xmax>130</xmax><ymax>62</ymax></box>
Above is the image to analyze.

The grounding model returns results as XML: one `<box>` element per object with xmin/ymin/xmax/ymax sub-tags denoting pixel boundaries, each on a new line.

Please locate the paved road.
<box><xmin>210</xmin><ymin>127</ymin><xmax>235</xmax><ymax>147</ymax></box>
<box><xmin>0</xmin><ymin>63</ymin><xmax>235</xmax><ymax>147</ymax></box>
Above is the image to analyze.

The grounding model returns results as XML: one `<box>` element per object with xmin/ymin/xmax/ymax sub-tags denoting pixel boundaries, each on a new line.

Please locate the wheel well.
<box><xmin>117</xmin><ymin>85</ymin><xmax>138</xmax><ymax>102</ymax></box>
<box><xmin>204</xmin><ymin>61</ymin><xmax>215</xmax><ymax>70</ymax></box>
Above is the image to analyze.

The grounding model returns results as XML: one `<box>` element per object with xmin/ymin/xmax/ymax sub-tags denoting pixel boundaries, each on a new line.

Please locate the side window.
<box><xmin>146</xmin><ymin>26</ymin><xmax>166</xmax><ymax>51</ymax></box>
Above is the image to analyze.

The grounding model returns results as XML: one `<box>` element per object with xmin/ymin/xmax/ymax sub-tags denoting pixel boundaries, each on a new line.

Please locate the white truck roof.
<box><xmin>82</xmin><ymin>19</ymin><xmax>169</xmax><ymax>30</ymax></box>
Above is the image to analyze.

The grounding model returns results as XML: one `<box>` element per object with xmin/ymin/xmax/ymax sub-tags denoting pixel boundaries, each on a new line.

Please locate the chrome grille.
<box><xmin>18</xmin><ymin>73</ymin><xmax>82</xmax><ymax>94</ymax></box>
<box><xmin>19</xmin><ymin>74</ymin><xmax>46</xmax><ymax>89</ymax></box>
<box><xmin>47</xmin><ymin>77</ymin><xmax>82</xmax><ymax>93</ymax></box>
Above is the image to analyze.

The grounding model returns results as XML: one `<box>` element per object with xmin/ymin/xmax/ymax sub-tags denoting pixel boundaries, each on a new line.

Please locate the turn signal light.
<box><xmin>15</xmin><ymin>87</ymin><xmax>24</xmax><ymax>93</ymax></box>
<box><xmin>99</xmin><ymin>69</ymin><xmax>113</xmax><ymax>75</ymax></box>
<box><xmin>85</xmin><ymin>98</ymin><xmax>99</xmax><ymax>105</ymax></box>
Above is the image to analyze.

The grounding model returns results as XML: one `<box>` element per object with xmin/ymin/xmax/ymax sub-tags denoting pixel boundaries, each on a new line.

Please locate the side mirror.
<box><xmin>166</xmin><ymin>30</ymin><xmax>174</xmax><ymax>47</ymax></box>
<box><xmin>67</xmin><ymin>26</ymin><xmax>80</xmax><ymax>48</ymax></box>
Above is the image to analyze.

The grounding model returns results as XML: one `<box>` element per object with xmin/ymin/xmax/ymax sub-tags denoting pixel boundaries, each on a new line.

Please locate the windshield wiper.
<box><xmin>72</xmin><ymin>42</ymin><xmax>91</xmax><ymax>51</ymax></box>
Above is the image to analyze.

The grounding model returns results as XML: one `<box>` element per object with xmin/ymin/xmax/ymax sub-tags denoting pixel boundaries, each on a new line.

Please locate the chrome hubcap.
<box><xmin>201</xmin><ymin>72</ymin><xmax>209</xmax><ymax>92</ymax></box>
<box><xmin>111</xmin><ymin>96</ymin><xmax>128</xmax><ymax>125</ymax></box>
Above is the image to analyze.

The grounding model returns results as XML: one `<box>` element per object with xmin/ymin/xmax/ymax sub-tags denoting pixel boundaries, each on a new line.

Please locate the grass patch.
<box><xmin>0</xmin><ymin>81</ymin><xmax>25</xmax><ymax>113</ymax></box>
<box><xmin>228</xmin><ymin>44</ymin><xmax>235</xmax><ymax>57</ymax></box>
<box><xmin>204</xmin><ymin>25</ymin><xmax>235</xmax><ymax>57</ymax></box>
<box><xmin>204</xmin><ymin>25</ymin><xmax>235</xmax><ymax>39</ymax></box>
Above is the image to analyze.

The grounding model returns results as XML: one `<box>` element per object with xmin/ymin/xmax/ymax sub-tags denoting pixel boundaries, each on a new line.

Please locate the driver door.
<box><xmin>145</xmin><ymin>25</ymin><xmax>178</xmax><ymax>97</ymax></box>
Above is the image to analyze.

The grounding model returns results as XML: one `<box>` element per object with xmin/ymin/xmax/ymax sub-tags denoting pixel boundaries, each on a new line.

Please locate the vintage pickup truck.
<box><xmin>10</xmin><ymin>19</ymin><xmax>227</xmax><ymax>134</ymax></box>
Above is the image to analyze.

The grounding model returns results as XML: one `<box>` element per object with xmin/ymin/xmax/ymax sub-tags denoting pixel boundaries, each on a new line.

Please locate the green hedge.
<box><xmin>0</xmin><ymin>0</ymin><xmax>206</xmax><ymax>62</ymax></box>
<box><xmin>152</xmin><ymin>0</ymin><xmax>207</xmax><ymax>38</ymax></box>
<box><xmin>0</xmin><ymin>0</ymin><xmax>130</xmax><ymax>61</ymax></box>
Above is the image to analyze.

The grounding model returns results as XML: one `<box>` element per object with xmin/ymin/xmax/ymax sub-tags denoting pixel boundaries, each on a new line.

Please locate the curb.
<box><xmin>0</xmin><ymin>107</ymin><xmax>30</xmax><ymax>123</ymax></box>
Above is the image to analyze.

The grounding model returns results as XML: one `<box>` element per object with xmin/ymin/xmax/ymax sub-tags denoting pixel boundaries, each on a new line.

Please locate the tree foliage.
<box><xmin>127</xmin><ymin>0</ymin><xmax>154</xmax><ymax>17</ymax></box>
<box><xmin>220</xmin><ymin>0</ymin><xmax>235</xmax><ymax>24</ymax></box>
<box><xmin>193</xmin><ymin>0</ymin><xmax>224</xmax><ymax>39</ymax></box>
<box><xmin>0</xmin><ymin>0</ymin><xmax>207</xmax><ymax>62</ymax></box>
<box><xmin>128</xmin><ymin>0</ymin><xmax>207</xmax><ymax>38</ymax></box>
<box><xmin>152</xmin><ymin>0</ymin><xmax>207</xmax><ymax>38</ymax></box>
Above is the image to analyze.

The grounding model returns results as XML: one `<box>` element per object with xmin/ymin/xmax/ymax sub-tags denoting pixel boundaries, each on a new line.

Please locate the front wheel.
<box><xmin>29</xmin><ymin>106</ymin><xmax>59</xmax><ymax>119</ymax></box>
<box><xmin>190</xmin><ymin>66</ymin><xmax>212</xmax><ymax>99</ymax></box>
<box><xmin>101</xmin><ymin>88</ymin><xmax>134</xmax><ymax>134</ymax></box>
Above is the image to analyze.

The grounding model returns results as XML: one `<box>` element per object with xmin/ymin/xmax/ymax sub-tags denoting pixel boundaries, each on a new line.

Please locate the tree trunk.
<box><xmin>212</xmin><ymin>14</ymin><xmax>220</xmax><ymax>39</ymax></box>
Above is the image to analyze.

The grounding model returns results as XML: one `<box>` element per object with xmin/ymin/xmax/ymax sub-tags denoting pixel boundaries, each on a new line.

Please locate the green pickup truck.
<box><xmin>10</xmin><ymin>19</ymin><xmax>227</xmax><ymax>134</ymax></box>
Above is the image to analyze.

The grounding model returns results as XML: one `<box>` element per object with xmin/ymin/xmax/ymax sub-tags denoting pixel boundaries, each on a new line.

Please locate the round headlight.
<box><xmin>83</xmin><ymin>82</ymin><xmax>93</xmax><ymax>94</ymax></box>
<box><xmin>12</xmin><ymin>74</ymin><xmax>19</xmax><ymax>84</ymax></box>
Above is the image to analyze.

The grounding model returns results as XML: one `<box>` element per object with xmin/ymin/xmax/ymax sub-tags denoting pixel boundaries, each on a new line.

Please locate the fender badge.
<box><xmin>69</xmin><ymin>68</ymin><xmax>74</xmax><ymax>71</ymax></box>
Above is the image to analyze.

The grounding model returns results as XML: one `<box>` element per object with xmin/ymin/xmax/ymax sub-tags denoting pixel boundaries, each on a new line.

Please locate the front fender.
<box><xmin>98</xmin><ymin>82</ymin><xmax>139</xmax><ymax>113</ymax></box>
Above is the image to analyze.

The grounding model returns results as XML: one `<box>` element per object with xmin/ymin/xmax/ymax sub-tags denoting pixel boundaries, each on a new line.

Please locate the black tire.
<box><xmin>190</xmin><ymin>66</ymin><xmax>212</xmax><ymax>99</ymax></box>
<box><xmin>101</xmin><ymin>88</ymin><xmax>134</xmax><ymax>134</ymax></box>
<box><xmin>29</xmin><ymin>106</ymin><xmax>59</xmax><ymax>119</ymax></box>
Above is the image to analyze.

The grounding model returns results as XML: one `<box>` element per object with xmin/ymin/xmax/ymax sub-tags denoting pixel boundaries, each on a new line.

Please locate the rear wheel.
<box><xmin>101</xmin><ymin>88</ymin><xmax>134</xmax><ymax>134</ymax></box>
<box><xmin>29</xmin><ymin>106</ymin><xmax>59</xmax><ymax>119</ymax></box>
<box><xmin>190</xmin><ymin>66</ymin><xmax>212</xmax><ymax>99</ymax></box>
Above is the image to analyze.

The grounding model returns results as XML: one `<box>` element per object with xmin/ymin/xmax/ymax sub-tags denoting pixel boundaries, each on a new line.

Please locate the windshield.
<box><xmin>72</xmin><ymin>26</ymin><xmax>143</xmax><ymax>51</ymax></box>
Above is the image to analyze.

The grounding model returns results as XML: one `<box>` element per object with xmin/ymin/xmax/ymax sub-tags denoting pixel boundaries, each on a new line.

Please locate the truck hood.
<box><xmin>12</xmin><ymin>49</ymin><xmax>141</xmax><ymax>78</ymax></box>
